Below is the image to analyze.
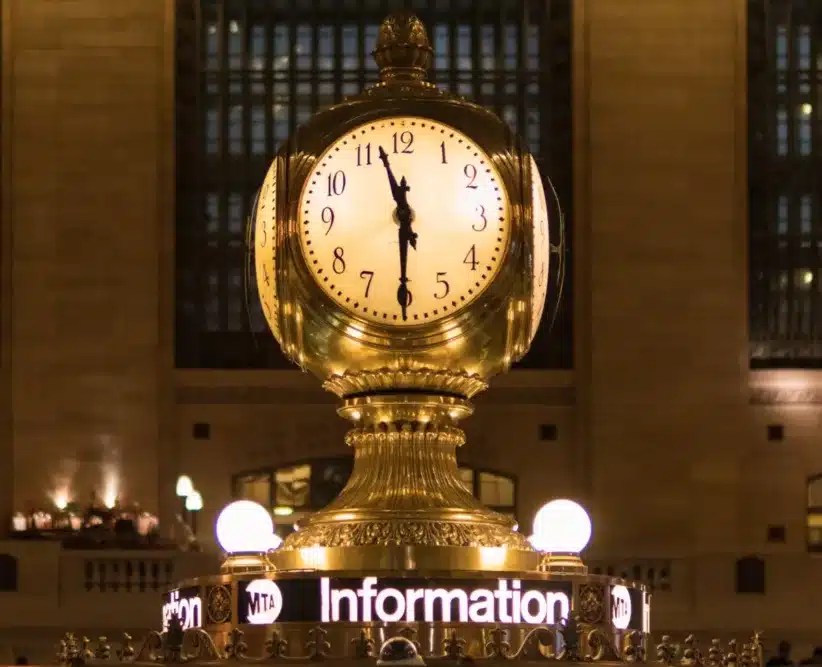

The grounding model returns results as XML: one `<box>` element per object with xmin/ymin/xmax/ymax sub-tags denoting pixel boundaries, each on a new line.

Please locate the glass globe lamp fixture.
<box><xmin>185</xmin><ymin>490</ymin><xmax>203</xmax><ymax>512</ymax></box>
<box><xmin>175</xmin><ymin>475</ymin><xmax>194</xmax><ymax>498</ymax></box>
<box><xmin>215</xmin><ymin>500</ymin><xmax>276</xmax><ymax>574</ymax></box>
<box><xmin>532</xmin><ymin>499</ymin><xmax>592</xmax><ymax>573</ymax></box>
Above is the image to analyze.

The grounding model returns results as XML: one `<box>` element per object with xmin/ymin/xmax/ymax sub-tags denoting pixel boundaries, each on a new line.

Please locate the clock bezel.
<box><xmin>276</xmin><ymin>99</ymin><xmax>532</xmax><ymax>353</ymax></box>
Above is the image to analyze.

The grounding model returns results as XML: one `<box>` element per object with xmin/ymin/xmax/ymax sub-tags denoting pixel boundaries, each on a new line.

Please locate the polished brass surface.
<box><xmin>324</xmin><ymin>369</ymin><xmax>488</xmax><ymax>401</ymax></box>
<box><xmin>268</xmin><ymin>544</ymin><xmax>538</xmax><ymax>573</ymax></box>
<box><xmin>539</xmin><ymin>553</ymin><xmax>589</xmax><ymax>575</ymax></box>
<box><xmin>372</xmin><ymin>10</ymin><xmax>434</xmax><ymax>85</ymax></box>
<box><xmin>252</xmin><ymin>10</ymin><xmax>540</xmax><ymax>566</ymax></box>
<box><xmin>277</xmin><ymin>395</ymin><xmax>531</xmax><ymax>563</ymax></box>
<box><xmin>220</xmin><ymin>552</ymin><xmax>274</xmax><ymax>575</ymax></box>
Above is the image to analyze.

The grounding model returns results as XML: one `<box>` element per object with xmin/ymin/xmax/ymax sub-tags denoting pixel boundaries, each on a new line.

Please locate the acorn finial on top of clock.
<box><xmin>373</xmin><ymin>10</ymin><xmax>433</xmax><ymax>82</ymax></box>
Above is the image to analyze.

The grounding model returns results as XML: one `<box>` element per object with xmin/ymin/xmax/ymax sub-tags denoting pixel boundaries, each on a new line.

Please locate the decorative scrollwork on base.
<box><xmin>183</xmin><ymin>629</ymin><xmax>223</xmax><ymax>662</ymax></box>
<box><xmin>283</xmin><ymin>519</ymin><xmax>531</xmax><ymax>549</ymax></box>
<box><xmin>266</xmin><ymin>631</ymin><xmax>289</xmax><ymax>660</ymax></box>
<box><xmin>306</xmin><ymin>626</ymin><xmax>331</xmax><ymax>660</ymax></box>
<box><xmin>207</xmin><ymin>585</ymin><xmax>232</xmax><ymax>625</ymax></box>
<box><xmin>132</xmin><ymin>630</ymin><xmax>165</xmax><ymax>663</ymax></box>
<box><xmin>511</xmin><ymin>627</ymin><xmax>556</xmax><ymax>660</ymax></box>
<box><xmin>351</xmin><ymin>630</ymin><xmax>375</xmax><ymax>658</ymax></box>
<box><xmin>485</xmin><ymin>627</ymin><xmax>511</xmax><ymax>659</ymax></box>
<box><xmin>442</xmin><ymin>631</ymin><xmax>467</xmax><ymax>660</ymax></box>
<box><xmin>578</xmin><ymin>584</ymin><xmax>605</xmax><ymax>624</ymax></box>
<box><xmin>585</xmin><ymin>628</ymin><xmax>619</xmax><ymax>662</ymax></box>
<box><xmin>323</xmin><ymin>368</ymin><xmax>488</xmax><ymax>399</ymax></box>
<box><xmin>225</xmin><ymin>628</ymin><xmax>248</xmax><ymax>659</ymax></box>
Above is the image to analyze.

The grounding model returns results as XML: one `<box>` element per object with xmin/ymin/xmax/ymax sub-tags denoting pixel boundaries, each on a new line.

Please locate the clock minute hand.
<box><xmin>377</xmin><ymin>146</ymin><xmax>416</xmax><ymax>321</ymax></box>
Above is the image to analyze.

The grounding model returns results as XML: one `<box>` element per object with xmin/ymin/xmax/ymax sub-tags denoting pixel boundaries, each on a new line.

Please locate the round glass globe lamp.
<box><xmin>215</xmin><ymin>500</ymin><xmax>274</xmax><ymax>554</ymax></box>
<box><xmin>532</xmin><ymin>499</ymin><xmax>592</xmax><ymax>554</ymax></box>
<box><xmin>175</xmin><ymin>475</ymin><xmax>194</xmax><ymax>498</ymax></box>
<box><xmin>185</xmin><ymin>490</ymin><xmax>203</xmax><ymax>512</ymax></box>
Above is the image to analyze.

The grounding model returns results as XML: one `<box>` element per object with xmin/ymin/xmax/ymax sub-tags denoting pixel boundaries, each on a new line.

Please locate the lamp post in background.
<box><xmin>175</xmin><ymin>475</ymin><xmax>193</xmax><ymax>524</ymax></box>
<box><xmin>185</xmin><ymin>490</ymin><xmax>203</xmax><ymax>536</ymax></box>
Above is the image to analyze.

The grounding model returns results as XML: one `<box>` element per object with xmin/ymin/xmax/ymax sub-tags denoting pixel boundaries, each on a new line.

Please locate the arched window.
<box><xmin>0</xmin><ymin>554</ymin><xmax>18</xmax><ymax>592</ymax></box>
<box><xmin>806</xmin><ymin>475</ymin><xmax>822</xmax><ymax>550</ymax></box>
<box><xmin>233</xmin><ymin>458</ymin><xmax>517</xmax><ymax>536</ymax></box>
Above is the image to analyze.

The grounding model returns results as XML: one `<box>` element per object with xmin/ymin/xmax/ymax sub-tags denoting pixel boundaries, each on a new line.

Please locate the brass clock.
<box><xmin>253</xmin><ymin>11</ymin><xmax>556</xmax><ymax>568</ymax></box>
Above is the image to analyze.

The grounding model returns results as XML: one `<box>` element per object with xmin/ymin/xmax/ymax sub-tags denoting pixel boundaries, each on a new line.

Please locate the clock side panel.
<box><xmin>253</xmin><ymin>158</ymin><xmax>283</xmax><ymax>345</ymax></box>
<box><xmin>528</xmin><ymin>155</ymin><xmax>551</xmax><ymax>345</ymax></box>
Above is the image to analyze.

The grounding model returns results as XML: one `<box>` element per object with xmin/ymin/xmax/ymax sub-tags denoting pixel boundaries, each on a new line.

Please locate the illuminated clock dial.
<box><xmin>529</xmin><ymin>155</ymin><xmax>550</xmax><ymax>343</ymax></box>
<box><xmin>254</xmin><ymin>159</ymin><xmax>281</xmax><ymax>342</ymax></box>
<box><xmin>297</xmin><ymin>116</ymin><xmax>511</xmax><ymax>327</ymax></box>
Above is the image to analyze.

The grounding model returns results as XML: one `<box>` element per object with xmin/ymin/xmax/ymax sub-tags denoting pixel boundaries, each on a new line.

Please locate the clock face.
<box><xmin>297</xmin><ymin>116</ymin><xmax>511</xmax><ymax>327</ymax></box>
<box><xmin>529</xmin><ymin>155</ymin><xmax>550</xmax><ymax>343</ymax></box>
<box><xmin>254</xmin><ymin>159</ymin><xmax>281</xmax><ymax>342</ymax></box>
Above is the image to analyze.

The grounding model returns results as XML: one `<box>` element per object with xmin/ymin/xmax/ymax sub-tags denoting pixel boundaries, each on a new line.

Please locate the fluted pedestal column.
<box><xmin>269</xmin><ymin>394</ymin><xmax>536</xmax><ymax>573</ymax></box>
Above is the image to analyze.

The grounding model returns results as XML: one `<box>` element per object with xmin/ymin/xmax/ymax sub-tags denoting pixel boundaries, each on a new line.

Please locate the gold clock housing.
<box><xmin>260</xmin><ymin>77</ymin><xmax>541</xmax><ymax>397</ymax></box>
<box><xmin>253</xmin><ymin>11</ymin><xmax>551</xmax><ymax>569</ymax></box>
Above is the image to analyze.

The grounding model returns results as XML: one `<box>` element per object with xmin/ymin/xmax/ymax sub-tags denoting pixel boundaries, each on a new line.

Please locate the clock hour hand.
<box><xmin>396</xmin><ymin>207</ymin><xmax>414</xmax><ymax>321</ymax></box>
<box><xmin>377</xmin><ymin>146</ymin><xmax>408</xmax><ymax>207</ymax></box>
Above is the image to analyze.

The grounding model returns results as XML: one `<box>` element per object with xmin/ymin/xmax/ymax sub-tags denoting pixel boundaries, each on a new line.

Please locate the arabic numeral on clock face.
<box><xmin>356</xmin><ymin>143</ymin><xmax>372</xmax><ymax>166</ymax></box>
<box><xmin>473</xmin><ymin>204</ymin><xmax>487</xmax><ymax>231</ymax></box>
<box><xmin>392</xmin><ymin>131</ymin><xmax>414</xmax><ymax>154</ymax></box>
<box><xmin>327</xmin><ymin>170</ymin><xmax>346</xmax><ymax>196</ymax></box>
<box><xmin>359</xmin><ymin>270</ymin><xmax>374</xmax><ymax>297</ymax></box>
<box><xmin>464</xmin><ymin>164</ymin><xmax>478</xmax><ymax>189</ymax></box>
<box><xmin>435</xmin><ymin>272</ymin><xmax>450</xmax><ymax>299</ymax></box>
<box><xmin>463</xmin><ymin>245</ymin><xmax>478</xmax><ymax>271</ymax></box>
<box><xmin>332</xmin><ymin>247</ymin><xmax>346</xmax><ymax>274</ymax></box>
<box><xmin>321</xmin><ymin>206</ymin><xmax>335</xmax><ymax>234</ymax></box>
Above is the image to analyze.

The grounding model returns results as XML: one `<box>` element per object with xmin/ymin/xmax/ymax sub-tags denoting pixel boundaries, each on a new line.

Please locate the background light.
<box><xmin>185</xmin><ymin>490</ymin><xmax>203</xmax><ymax>512</ymax></box>
<box><xmin>215</xmin><ymin>500</ymin><xmax>274</xmax><ymax>553</ymax></box>
<box><xmin>176</xmin><ymin>475</ymin><xmax>193</xmax><ymax>497</ymax></box>
<box><xmin>532</xmin><ymin>499</ymin><xmax>592</xmax><ymax>554</ymax></box>
<box><xmin>273</xmin><ymin>505</ymin><xmax>294</xmax><ymax>516</ymax></box>
<box><xmin>268</xmin><ymin>533</ymin><xmax>283</xmax><ymax>551</ymax></box>
<box><xmin>52</xmin><ymin>489</ymin><xmax>69</xmax><ymax>511</ymax></box>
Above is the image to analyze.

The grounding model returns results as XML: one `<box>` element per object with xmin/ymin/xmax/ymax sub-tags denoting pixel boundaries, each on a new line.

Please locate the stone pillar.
<box><xmin>2</xmin><ymin>0</ymin><xmax>174</xmax><ymax>525</ymax></box>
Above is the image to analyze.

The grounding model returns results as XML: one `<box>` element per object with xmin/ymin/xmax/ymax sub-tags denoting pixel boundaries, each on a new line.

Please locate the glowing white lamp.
<box><xmin>185</xmin><ymin>490</ymin><xmax>203</xmax><ymax>512</ymax></box>
<box><xmin>175</xmin><ymin>475</ymin><xmax>194</xmax><ymax>498</ymax></box>
<box><xmin>215</xmin><ymin>500</ymin><xmax>274</xmax><ymax>554</ymax></box>
<box><xmin>532</xmin><ymin>499</ymin><xmax>592</xmax><ymax>573</ymax></box>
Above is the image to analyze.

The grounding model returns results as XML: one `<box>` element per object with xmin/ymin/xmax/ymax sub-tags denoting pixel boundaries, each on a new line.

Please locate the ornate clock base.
<box><xmin>272</xmin><ymin>391</ymin><xmax>532</xmax><ymax>573</ymax></box>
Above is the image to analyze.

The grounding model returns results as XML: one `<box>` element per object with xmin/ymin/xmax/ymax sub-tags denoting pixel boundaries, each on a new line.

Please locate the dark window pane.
<box><xmin>749</xmin><ymin>1</ymin><xmax>822</xmax><ymax>365</ymax></box>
